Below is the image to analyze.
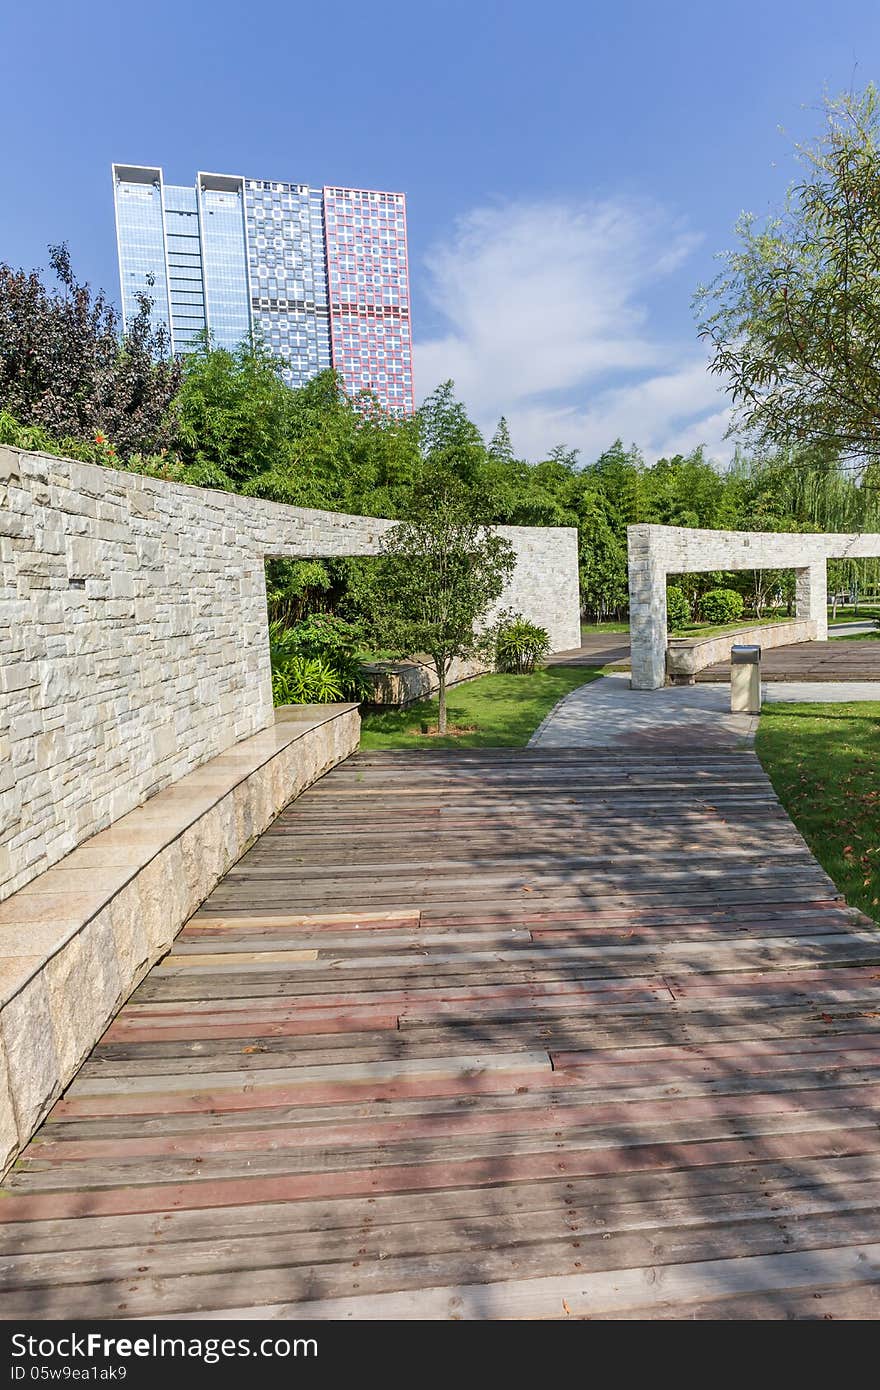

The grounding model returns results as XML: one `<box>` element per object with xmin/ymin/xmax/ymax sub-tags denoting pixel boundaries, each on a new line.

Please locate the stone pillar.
<box><xmin>628</xmin><ymin>527</ymin><xmax>667</xmax><ymax>690</ymax></box>
<box><xmin>795</xmin><ymin>561</ymin><xmax>828</xmax><ymax>640</ymax></box>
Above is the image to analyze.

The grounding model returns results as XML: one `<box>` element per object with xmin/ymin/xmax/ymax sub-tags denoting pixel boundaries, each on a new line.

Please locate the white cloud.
<box><xmin>414</xmin><ymin>198</ymin><xmax>732</xmax><ymax>465</ymax></box>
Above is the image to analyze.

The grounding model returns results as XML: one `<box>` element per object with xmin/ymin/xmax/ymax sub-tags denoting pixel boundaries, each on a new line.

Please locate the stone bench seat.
<box><xmin>666</xmin><ymin>620</ymin><xmax>818</xmax><ymax>684</ymax></box>
<box><xmin>361</xmin><ymin>654</ymin><xmax>488</xmax><ymax>706</ymax></box>
<box><xmin>0</xmin><ymin>703</ymin><xmax>359</xmax><ymax>1176</ymax></box>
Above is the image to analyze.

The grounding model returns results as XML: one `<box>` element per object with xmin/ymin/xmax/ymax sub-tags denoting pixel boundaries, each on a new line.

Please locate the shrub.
<box><xmin>269</xmin><ymin>614</ymin><xmax>371</xmax><ymax>703</ymax></box>
<box><xmin>495</xmin><ymin>613</ymin><xmax>551</xmax><ymax>674</ymax></box>
<box><xmin>0</xmin><ymin>243</ymin><xmax>179</xmax><ymax>455</ymax></box>
<box><xmin>666</xmin><ymin>585</ymin><xmax>691</xmax><ymax>630</ymax></box>
<box><xmin>699</xmin><ymin>587</ymin><xmax>744</xmax><ymax>625</ymax></box>
<box><xmin>272</xmin><ymin>656</ymin><xmax>344</xmax><ymax>705</ymax></box>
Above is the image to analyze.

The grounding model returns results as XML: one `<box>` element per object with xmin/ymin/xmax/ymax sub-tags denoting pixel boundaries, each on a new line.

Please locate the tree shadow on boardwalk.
<box><xmin>3</xmin><ymin>747</ymin><xmax>880</xmax><ymax>1318</ymax></box>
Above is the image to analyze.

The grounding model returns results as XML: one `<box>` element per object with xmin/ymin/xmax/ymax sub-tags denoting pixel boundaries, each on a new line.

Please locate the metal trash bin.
<box><xmin>730</xmin><ymin>644</ymin><xmax>761</xmax><ymax>714</ymax></box>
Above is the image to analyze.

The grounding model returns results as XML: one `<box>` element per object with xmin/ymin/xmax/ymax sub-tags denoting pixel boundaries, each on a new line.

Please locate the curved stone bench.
<box><xmin>0</xmin><ymin>703</ymin><xmax>359</xmax><ymax>1177</ymax></box>
<box><xmin>361</xmin><ymin>655</ymin><xmax>488</xmax><ymax>706</ymax></box>
<box><xmin>666</xmin><ymin>620</ymin><xmax>818</xmax><ymax>685</ymax></box>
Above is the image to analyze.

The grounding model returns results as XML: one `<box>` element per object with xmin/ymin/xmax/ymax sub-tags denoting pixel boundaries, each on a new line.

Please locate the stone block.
<box><xmin>66</xmin><ymin>536</ymin><xmax>99</xmax><ymax>578</ymax></box>
<box><xmin>0</xmin><ymin>662</ymin><xmax>38</xmax><ymax>695</ymax></box>
<box><xmin>0</xmin><ymin>1037</ymin><xmax>17</xmax><ymax>1174</ymax></box>
<box><xmin>1</xmin><ymin>972</ymin><xmax>59</xmax><ymax>1141</ymax></box>
<box><xmin>43</xmin><ymin>914</ymin><xmax>122</xmax><ymax>1079</ymax></box>
<box><xmin>0</xmin><ymin>448</ymin><xmax>21</xmax><ymax>484</ymax></box>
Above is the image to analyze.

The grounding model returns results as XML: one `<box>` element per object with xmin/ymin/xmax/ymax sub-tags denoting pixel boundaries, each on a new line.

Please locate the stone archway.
<box><xmin>627</xmin><ymin>522</ymin><xmax>880</xmax><ymax>690</ymax></box>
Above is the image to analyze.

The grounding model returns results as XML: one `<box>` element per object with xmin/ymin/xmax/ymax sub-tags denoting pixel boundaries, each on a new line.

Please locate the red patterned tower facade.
<box><xmin>323</xmin><ymin>186</ymin><xmax>415</xmax><ymax>416</ymax></box>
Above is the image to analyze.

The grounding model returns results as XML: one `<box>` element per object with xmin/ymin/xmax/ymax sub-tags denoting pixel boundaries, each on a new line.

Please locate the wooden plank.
<box><xmin>7</xmin><ymin>1126</ymin><xmax>880</xmax><ymax>1223</ymax></box>
<box><xmin>23</xmin><ymin>1083</ymin><xmax>880</xmax><ymax>1165</ymax></box>
<box><xmin>6</xmin><ymin>1151</ymin><xmax>880</xmax><ymax>1256</ymax></box>
<box><xmin>189</xmin><ymin>912</ymin><xmax>421</xmax><ymax>930</ymax></box>
<box><xmin>4</xmin><ymin>1211</ymin><xmax>880</xmax><ymax>1318</ymax></box>
<box><xmin>6</xmin><ymin>1184</ymin><xmax>880</xmax><ymax>1296</ymax></box>
<box><xmin>145</xmin><ymin>1242</ymin><xmax>880</xmax><ymax>1321</ymax></box>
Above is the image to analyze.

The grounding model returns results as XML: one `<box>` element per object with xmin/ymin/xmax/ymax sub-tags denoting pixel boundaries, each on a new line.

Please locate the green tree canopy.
<box><xmin>362</xmin><ymin>473</ymin><xmax>515</xmax><ymax>733</ymax></box>
<box><xmin>696</xmin><ymin>86</ymin><xmax>880</xmax><ymax>460</ymax></box>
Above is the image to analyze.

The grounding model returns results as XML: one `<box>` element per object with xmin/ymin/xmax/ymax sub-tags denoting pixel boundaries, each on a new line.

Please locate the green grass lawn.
<box><xmin>669</xmin><ymin>615</ymin><xmax>794</xmax><ymax>640</ymax></box>
<box><xmin>581</xmin><ymin>620</ymin><xmax>630</xmax><ymax>634</ymax></box>
<box><xmin>360</xmin><ymin>665</ymin><xmax>602</xmax><ymax>750</ymax></box>
<box><xmin>830</xmin><ymin>629</ymin><xmax>880</xmax><ymax>641</ymax></box>
<box><xmin>756</xmin><ymin>702</ymin><xmax>880</xmax><ymax>924</ymax></box>
<box><xmin>827</xmin><ymin>604</ymin><xmax>880</xmax><ymax>623</ymax></box>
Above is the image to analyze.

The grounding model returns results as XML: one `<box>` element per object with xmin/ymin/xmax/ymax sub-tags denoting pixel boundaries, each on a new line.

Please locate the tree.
<box><xmin>488</xmin><ymin>416</ymin><xmax>516</xmax><ymax>464</ymax></box>
<box><xmin>173</xmin><ymin>339</ymin><xmax>304</xmax><ymax>491</ymax></box>
<box><xmin>696</xmin><ymin>87</ymin><xmax>880</xmax><ymax>460</ymax></box>
<box><xmin>363</xmin><ymin>474</ymin><xmax>515</xmax><ymax>733</ymax></box>
<box><xmin>415</xmin><ymin>380</ymin><xmax>487</xmax><ymax>487</ymax></box>
<box><xmin>0</xmin><ymin>243</ymin><xmax>179</xmax><ymax>454</ymax></box>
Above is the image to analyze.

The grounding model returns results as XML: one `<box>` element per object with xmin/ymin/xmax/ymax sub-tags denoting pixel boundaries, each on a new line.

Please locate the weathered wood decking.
<box><xmin>697</xmin><ymin>637</ymin><xmax>880</xmax><ymax>682</ymax></box>
<box><xmin>3</xmin><ymin>748</ymin><xmax>880</xmax><ymax>1319</ymax></box>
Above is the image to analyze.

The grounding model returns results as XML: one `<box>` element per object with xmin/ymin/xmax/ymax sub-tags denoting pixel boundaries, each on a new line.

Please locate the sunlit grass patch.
<box><xmin>757</xmin><ymin>701</ymin><xmax>880</xmax><ymax>924</ymax></box>
<box><xmin>360</xmin><ymin>666</ymin><xmax>602</xmax><ymax>750</ymax></box>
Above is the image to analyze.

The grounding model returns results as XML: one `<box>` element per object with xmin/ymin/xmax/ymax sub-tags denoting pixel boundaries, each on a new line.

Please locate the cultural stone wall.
<box><xmin>0</xmin><ymin>446</ymin><xmax>580</xmax><ymax>899</ymax></box>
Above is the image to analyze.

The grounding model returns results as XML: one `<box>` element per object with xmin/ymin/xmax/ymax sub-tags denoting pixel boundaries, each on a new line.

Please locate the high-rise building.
<box><xmin>112</xmin><ymin>165</ymin><xmax>414</xmax><ymax>415</ymax></box>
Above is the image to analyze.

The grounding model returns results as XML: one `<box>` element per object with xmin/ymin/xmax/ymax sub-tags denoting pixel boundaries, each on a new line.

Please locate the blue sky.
<box><xmin>2</xmin><ymin>0</ymin><xmax>879</xmax><ymax>462</ymax></box>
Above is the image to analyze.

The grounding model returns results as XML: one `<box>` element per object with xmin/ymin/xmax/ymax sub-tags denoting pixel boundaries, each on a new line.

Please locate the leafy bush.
<box><xmin>495</xmin><ymin>613</ymin><xmax>551</xmax><ymax>674</ymax></box>
<box><xmin>269</xmin><ymin>615</ymin><xmax>370</xmax><ymax>703</ymax></box>
<box><xmin>266</xmin><ymin>559</ymin><xmax>332</xmax><ymax>626</ymax></box>
<box><xmin>275</xmin><ymin>612</ymin><xmax>355</xmax><ymax>660</ymax></box>
<box><xmin>699</xmin><ymin>587</ymin><xmax>745</xmax><ymax>625</ymax></box>
<box><xmin>666</xmin><ymin>585</ymin><xmax>691</xmax><ymax>629</ymax></box>
<box><xmin>0</xmin><ymin>243</ymin><xmax>179</xmax><ymax>455</ymax></box>
<box><xmin>272</xmin><ymin>656</ymin><xmax>344</xmax><ymax>705</ymax></box>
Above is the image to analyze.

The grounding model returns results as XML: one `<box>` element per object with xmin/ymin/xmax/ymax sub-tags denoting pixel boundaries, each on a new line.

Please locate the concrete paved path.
<box><xmin>530</xmin><ymin>674</ymin><xmax>757</xmax><ymax>750</ymax></box>
<box><xmin>530</xmin><ymin>672</ymin><xmax>880</xmax><ymax>750</ymax></box>
<box><xmin>764</xmin><ymin>681</ymin><xmax>880</xmax><ymax>703</ymax></box>
<box><xmin>828</xmin><ymin>620</ymin><xmax>878</xmax><ymax>637</ymax></box>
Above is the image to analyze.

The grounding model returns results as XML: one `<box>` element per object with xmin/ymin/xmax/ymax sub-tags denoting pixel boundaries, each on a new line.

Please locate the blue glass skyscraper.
<box><xmin>112</xmin><ymin>164</ymin><xmax>412</xmax><ymax>412</ymax></box>
<box><xmin>112</xmin><ymin>166</ymin><xmax>173</xmax><ymax>337</ymax></box>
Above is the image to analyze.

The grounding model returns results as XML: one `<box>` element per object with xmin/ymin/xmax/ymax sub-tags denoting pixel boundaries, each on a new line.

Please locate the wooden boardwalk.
<box><xmin>3</xmin><ymin>748</ymin><xmax>880</xmax><ymax>1319</ymax></box>
<box><xmin>697</xmin><ymin>638</ymin><xmax>880</xmax><ymax>682</ymax></box>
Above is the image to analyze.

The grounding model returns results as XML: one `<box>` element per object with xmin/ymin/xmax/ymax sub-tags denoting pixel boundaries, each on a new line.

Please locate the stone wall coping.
<box><xmin>667</xmin><ymin>621</ymin><xmax>806</xmax><ymax>653</ymax></box>
<box><xmin>0</xmin><ymin>704</ymin><xmax>357</xmax><ymax>1011</ymax></box>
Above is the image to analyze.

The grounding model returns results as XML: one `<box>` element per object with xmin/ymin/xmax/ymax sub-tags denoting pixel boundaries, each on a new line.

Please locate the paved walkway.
<box><xmin>531</xmin><ymin>674</ymin><xmax>757</xmax><ymax>749</ymax></box>
<box><xmin>531</xmin><ymin>673</ymin><xmax>880</xmax><ymax>750</ymax></box>
<box><xmin>828</xmin><ymin>621</ymin><xmax>878</xmax><ymax>637</ymax></box>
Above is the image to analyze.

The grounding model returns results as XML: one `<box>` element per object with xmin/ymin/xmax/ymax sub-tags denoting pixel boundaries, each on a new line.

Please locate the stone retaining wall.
<box><xmin>0</xmin><ymin>704</ymin><xmax>359</xmax><ymax>1178</ymax></box>
<box><xmin>1</xmin><ymin>446</ymin><xmax>580</xmax><ymax>899</ymax></box>
<box><xmin>361</xmin><ymin>655</ymin><xmax>489</xmax><ymax>706</ymax></box>
<box><xmin>667</xmin><ymin>620</ymin><xmax>818</xmax><ymax>683</ymax></box>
